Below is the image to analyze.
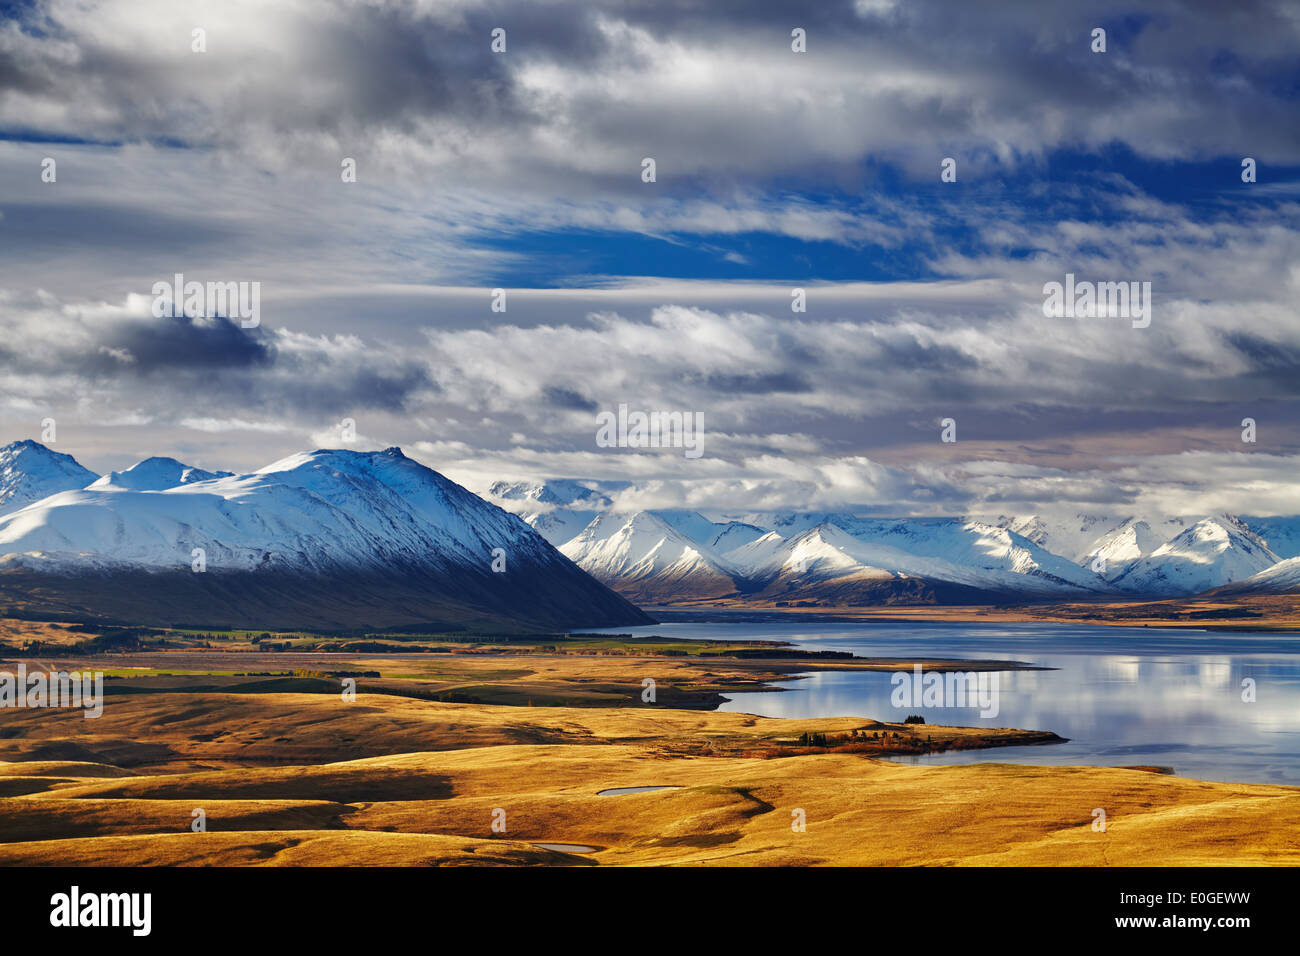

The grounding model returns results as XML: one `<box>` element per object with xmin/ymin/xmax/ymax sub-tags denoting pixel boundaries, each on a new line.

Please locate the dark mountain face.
<box><xmin>0</xmin><ymin>561</ymin><xmax>651</xmax><ymax>633</ymax></box>
<box><xmin>0</xmin><ymin>444</ymin><xmax>652</xmax><ymax>633</ymax></box>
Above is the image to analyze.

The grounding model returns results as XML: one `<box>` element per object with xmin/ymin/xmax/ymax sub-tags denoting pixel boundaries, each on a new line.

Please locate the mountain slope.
<box><xmin>1080</xmin><ymin>518</ymin><xmax>1170</xmax><ymax>576</ymax></box>
<box><xmin>708</xmin><ymin>521</ymin><xmax>768</xmax><ymax>553</ymax></box>
<box><xmin>980</xmin><ymin>512</ymin><xmax>1123</xmax><ymax>561</ymax></box>
<box><xmin>1110</xmin><ymin>516</ymin><xmax>1280</xmax><ymax>595</ymax></box>
<box><xmin>490</xmin><ymin>478</ymin><xmax>624</xmax><ymax>547</ymax></box>
<box><xmin>483</xmin><ymin>474</ymin><xmax>1300</xmax><ymax>604</ymax></box>
<box><xmin>488</xmin><ymin>478</ymin><xmax>622</xmax><ymax>509</ymax></box>
<box><xmin>523</xmin><ymin>509</ymin><xmax>600</xmax><ymax>547</ymax></box>
<box><xmin>0</xmin><ymin>440</ymin><xmax>99</xmax><ymax>517</ymax></box>
<box><xmin>733</xmin><ymin>523</ymin><xmax>1005</xmax><ymax>605</ymax></box>
<box><xmin>88</xmin><ymin>456</ymin><xmax>232</xmax><ymax>491</ymax></box>
<box><xmin>823</xmin><ymin>517</ymin><xmax>1114</xmax><ymax>594</ymax></box>
<box><xmin>1240</xmin><ymin>516</ymin><xmax>1300</xmax><ymax>560</ymax></box>
<box><xmin>0</xmin><ymin>447</ymin><xmax>649</xmax><ymax>631</ymax></box>
<box><xmin>730</xmin><ymin>520</ymin><xmax>1112</xmax><ymax>602</ymax></box>
<box><xmin>1210</xmin><ymin>556</ymin><xmax>1300</xmax><ymax>595</ymax></box>
<box><xmin>559</xmin><ymin>511</ymin><xmax>743</xmax><ymax>603</ymax></box>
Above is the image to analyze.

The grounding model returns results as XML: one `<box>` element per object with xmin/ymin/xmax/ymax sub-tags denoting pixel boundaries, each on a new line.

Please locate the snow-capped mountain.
<box><xmin>1212</xmin><ymin>556</ymin><xmax>1300</xmax><ymax>595</ymax></box>
<box><xmin>653</xmin><ymin>509</ymin><xmax>724</xmax><ymax>547</ymax></box>
<box><xmin>1240</xmin><ymin>516</ymin><xmax>1300</xmax><ymax>560</ymax></box>
<box><xmin>489</xmin><ymin>478</ymin><xmax>623</xmax><ymax>510</ymax></box>
<box><xmin>490</xmin><ymin>478</ymin><xmax>625</xmax><ymax>548</ymax></box>
<box><xmin>706</xmin><ymin>521</ymin><xmax>767</xmax><ymax>553</ymax></box>
<box><xmin>979</xmin><ymin>512</ymin><xmax>1119</xmax><ymax>559</ymax></box>
<box><xmin>545</xmin><ymin>507</ymin><xmax>1116</xmax><ymax>605</ymax></box>
<box><xmin>819</xmin><ymin>517</ymin><xmax>1114</xmax><ymax>593</ymax></box>
<box><xmin>497</xmin><ymin>477</ymin><xmax>1300</xmax><ymax>603</ymax></box>
<box><xmin>728</xmin><ymin>518</ymin><xmax>1113</xmax><ymax>599</ymax></box>
<box><xmin>1081</xmin><ymin>518</ymin><xmax>1168</xmax><ymax>572</ymax></box>
<box><xmin>559</xmin><ymin>511</ymin><xmax>743</xmax><ymax>602</ymax></box>
<box><xmin>727</xmin><ymin>523</ymin><xmax>995</xmax><ymax>605</ymax></box>
<box><xmin>88</xmin><ymin>456</ymin><xmax>232</xmax><ymax>491</ymax></box>
<box><xmin>0</xmin><ymin>440</ymin><xmax>99</xmax><ymax>517</ymax></box>
<box><xmin>523</xmin><ymin>508</ymin><xmax>602</xmax><ymax>547</ymax></box>
<box><xmin>1108</xmin><ymin>516</ymin><xmax>1280</xmax><ymax>595</ymax></box>
<box><xmin>978</xmin><ymin>513</ymin><xmax>1190</xmax><ymax>565</ymax></box>
<box><xmin>0</xmin><ymin>445</ymin><xmax>648</xmax><ymax>631</ymax></box>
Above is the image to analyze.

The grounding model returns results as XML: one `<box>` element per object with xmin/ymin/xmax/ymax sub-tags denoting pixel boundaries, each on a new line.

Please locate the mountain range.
<box><xmin>0</xmin><ymin>442</ymin><xmax>649</xmax><ymax>632</ymax></box>
<box><xmin>3</xmin><ymin>440</ymin><xmax>1296</xmax><ymax>631</ymax></box>
<box><xmin>489</xmin><ymin>479</ymin><xmax>1300</xmax><ymax>606</ymax></box>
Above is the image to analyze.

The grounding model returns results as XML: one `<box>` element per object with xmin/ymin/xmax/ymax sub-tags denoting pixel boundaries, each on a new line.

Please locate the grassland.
<box><xmin>1</xmin><ymin>618</ymin><xmax>1298</xmax><ymax>866</ymax></box>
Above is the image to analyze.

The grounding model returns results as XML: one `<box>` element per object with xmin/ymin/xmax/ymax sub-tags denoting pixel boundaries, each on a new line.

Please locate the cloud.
<box><xmin>2</xmin><ymin>1</ymin><xmax>1298</xmax><ymax>515</ymax></box>
<box><xmin>4</xmin><ymin>0</ymin><xmax>1298</xmax><ymax>191</ymax></box>
<box><xmin>84</xmin><ymin>312</ymin><xmax>274</xmax><ymax>375</ymax></box>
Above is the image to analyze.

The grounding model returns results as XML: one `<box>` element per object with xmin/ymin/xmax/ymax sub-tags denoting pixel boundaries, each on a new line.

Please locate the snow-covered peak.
<box><xmin>653</xmin><ymin>509</ymin><xmax>721</xmax><ymax>546</ymax></box>
<box><xmin>89</xmin><ymin>456</ymin><xmax>232</xmax><ymax>491</ymax></box>
<box><xmin>723</xmin><ymin>529</ymin><xmax>787</xmax><ymax>569</ymax></box>
<box><xmin>0</xmin><ymin>440</ymin><xmax>100</xmax><ymax>517</ymax></box>
<box><xmin>1110</xmin><ymin>515</ymin><xmax>1279</xmax><ymax>595</ymax></box>
<box><xmin>976</xmin><ymin>512</ymin><xmax>1148</xmax><ymax>563</ymax></box>
<box><xmin>736</xmin><ymin>519</ymin><xmax>1109</xmax><ymax>595</ymax></box>
<box><xmin>0</xmin><ymin>446</ymin><xmax>648</xmax><ymax>630</ymax></box>
<box><xmin>488</xmin><ymin>478</ymin><xmax>619</xmax><ymax>508</ymax></box>
<box><xmin>473</xmin><ymin>476</ymin><xmax>1300</xmax><ymax>601</ymax></box>
<box><xmin>0</xmin><ymin>446</ymin><xmax>548</xmax><ymax>575</ymax></box>
<box><xmin>1082</xmin><ymin>518</ymin><xmax>1165</xmax><ymax>576</ymax></box>
<box><xmin>524</xmin><ymin>509</ymin><xmax>601</xmax><ymax>546</ymax></box>
<box><xmin>783</xmin><ymin>522</ymin><xmax>892</xmax><ymax>577</ymax></box>
<box><xmin>560</xmin><ymin>510</ymin><xmax>741</xmax><ymax>600</ymax></box>
<box><xmin>564</xmin><ymin>510</ymin><xmax>689</xmax><ymax>561</ymax></box>
<box><xmin>708</xmin><ymin>520</ymin><xmax>768</xmax><ymax>553</ymax></box>
<box><xmin>1218</xmin><ymin>556</ymin><xmax>1300</xmax><ymax>594</ymax></box>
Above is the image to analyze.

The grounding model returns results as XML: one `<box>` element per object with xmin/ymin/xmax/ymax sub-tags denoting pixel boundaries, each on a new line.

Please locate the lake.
<box><xmin>583</xmin><ymin>617</ymin><xmax>1300</xmax><ymax>786</ymax></box>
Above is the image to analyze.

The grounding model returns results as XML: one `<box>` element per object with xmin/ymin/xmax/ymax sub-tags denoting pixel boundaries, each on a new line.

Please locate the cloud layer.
<box><xmin>1</xmin><ymin>0</ymin><xmax>1298</xmax><ymax>517</ymax></box>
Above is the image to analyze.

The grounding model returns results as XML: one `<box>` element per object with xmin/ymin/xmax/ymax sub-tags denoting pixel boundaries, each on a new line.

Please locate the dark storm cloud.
<box><xmin>1222</xmin><ymin>332</ymin><xmax>1300</xmax><ymax>396</ymax></box>
<box><xmin>83</xmin><ymin>313</ymin><xmax>274</xmax><ymax>375</ymax></box>
<box><xmin>700</xmin><ymin>370</ymin><xmax>811</xmax><ymax>394</ymax></box>
<box><xmin>873</xmin><ymin>336</ymin><xmax>979</xmax><ymax>374</ymax></box>
<box><xmin>541</xmin><ymin>386</ymin><xmax>597</xmax><ymax>412</ymax></box>
<box><xmin>0</xmin><ymin>296</ymin><xmax>434</xmax><ymax>420</ymax></box>
<box><xmin>261</xmin><ymin>364</ymin><xmax>436</xmax><ymax>417</ymax></box>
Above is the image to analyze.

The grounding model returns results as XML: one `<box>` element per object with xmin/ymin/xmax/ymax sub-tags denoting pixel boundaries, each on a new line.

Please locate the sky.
<box><xmin>1</xmin><ymin>0</ymin><xmax>1299</xmax><ymax>518</ymax></box>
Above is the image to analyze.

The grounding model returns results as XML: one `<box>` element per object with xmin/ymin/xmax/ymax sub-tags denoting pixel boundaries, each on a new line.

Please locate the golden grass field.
<box><xmin>2</xmin><ymin>627</ymin><xmax>1299</xmax><ymax>866</ymax></box>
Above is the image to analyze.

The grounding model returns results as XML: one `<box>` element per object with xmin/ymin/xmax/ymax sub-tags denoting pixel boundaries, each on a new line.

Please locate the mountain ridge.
<box><xmin>492</xmin><ymin>479</ymin><xmax>1300</xmax><ymax>604</ymax></box>
<box><xmin>0</xmin><ymin>442</ymin><xmax>649</xmax><ymax>631</ymax></box>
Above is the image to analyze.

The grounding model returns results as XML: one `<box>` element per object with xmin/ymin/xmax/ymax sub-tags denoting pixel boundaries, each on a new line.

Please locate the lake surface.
<box><xmin>581</xmin><ymin>617</ymin><xmax>1300</xmax><ymax>786</ymax></box>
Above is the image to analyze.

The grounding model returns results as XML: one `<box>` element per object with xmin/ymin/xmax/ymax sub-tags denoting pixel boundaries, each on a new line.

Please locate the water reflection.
<box><xmin>583</xmin><ymin>619</ymin><xmax>1300</xmax><ymax>785</ymax></box>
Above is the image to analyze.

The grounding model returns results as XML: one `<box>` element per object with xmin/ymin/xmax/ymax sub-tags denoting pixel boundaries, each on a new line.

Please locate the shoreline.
<box><xmin>637</xmin><ymin>595</ymin><xmax>1300</xmax><ymax>634</ymax></box>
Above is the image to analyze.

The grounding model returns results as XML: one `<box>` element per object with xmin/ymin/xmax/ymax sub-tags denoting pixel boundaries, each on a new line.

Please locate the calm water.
<box><xmin>582</xmin><ymin>618</ymin><xmax>1300</xmax><ymax>786</ymax></box>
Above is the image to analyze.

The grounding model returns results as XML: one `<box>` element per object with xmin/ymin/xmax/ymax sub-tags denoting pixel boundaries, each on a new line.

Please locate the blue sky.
<box><xmin>1</xmin><ymin>0</ymin><xmax>1299</xmax><ymax>518</ymax></box>
<box><xmin>472</xmin><ymin>147</ymin><xmax>1300</xmax><ymax>286</ymax></box>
